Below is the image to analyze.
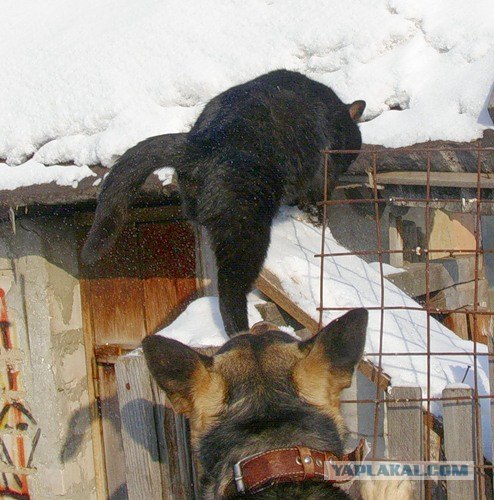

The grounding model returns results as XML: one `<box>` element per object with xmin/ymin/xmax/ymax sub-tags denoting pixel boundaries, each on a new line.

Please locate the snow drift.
<box><xmin>1</xmin><ymin>0</ymin><xmax>494</xmax><ymax>189</ymax></box>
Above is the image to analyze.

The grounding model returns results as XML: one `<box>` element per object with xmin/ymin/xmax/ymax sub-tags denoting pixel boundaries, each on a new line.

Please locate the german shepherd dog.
<box><xmin>143</xmin><ymin>309</ymin><xmax>410</xmax><ymax>499</ymax></box>
<box><xmin>82</xmin><ymin>70</ymin><xmax>365</xmax><ymax>335</ymax></box>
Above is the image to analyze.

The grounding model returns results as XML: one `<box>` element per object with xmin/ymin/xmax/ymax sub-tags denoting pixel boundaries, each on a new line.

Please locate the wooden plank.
<box><xmin>98</xmin><ymin>365</ymin><xmax>128</xmax><ymax>499</ymax></box>
<box><xmin>256</xmin><ymin>269</ymin><xmax>319</xmax><ymax>333</ymax></box>
<box><xmin>173</xmin><ymin>415</ymin><xmax>197</xmax><ymax>499</ymax></box>
<box><xmin>162</xmin><ymin>406</ymin><xmax>184</xmax><ymax>499</ymax></box>
<box><xmin>467</xmin><ymin>309</ymin><xmax>492</xmax><ymax>344</ymax></box>
<box><xmin>489</xmin><ymin>334</ymin><xmax>494</xmax><ymax>492</ymax></box>
<box><xmin>442</xmin><ymin>387</ymin><xmax>479</xmax><ymax>500</ymax></box>
<box><xmin>95</xmin><ymin>344</ymin><xmax>122</xmax><ymax>364</ymax></box>
<box><xmin>175</xmin><ymin>277</ymin><xmax>197</xmax><ymax>307</ymax></box>
<box><xmin>444</xmin><ymin>313</ymin><xmax>470</xmax><ymax>340</ymax></box>
<box><xmin>161</xmin><ymin>402</ymin><xmax>197</xmax><ymax>499</ymax></box>
<box><xmin>388</xmin><ymin>214</ymin><xmax>404</xmax><ymax>268</ymax></box>
<box><xmin>387</xmin><ymin>386</ymin><xmax>423</xmax><ymax>500</ymax></box>
<box><xmin>83</xmin><ymin>218</ymin><xmax>198</xmax><ymax>347</ymax></box>
<box><xmin>81</xmin><ymin>224</ymin><xmax>147</xmax><ymax>346</ymax></box>
<box><xmin>115</xmin><ymin>354</ymin><xmax>163</xmax><ymax>500</ymax></box>
<box><xmin>254</xmin><ymin>302</ymin><xmax>287</xmax><ymax>327</ymax></box>
<box><xmin>387</xmin><ymin>255</ymin><xmax>482</xmax><ymax>298</ymax></box>
<box><xmin>150</xmin><ymin>380</ymin><xmax>174</xmax><ymax>500</ymax></box>
<box><xmin>402</xmin><ymin>220</ymin><xmax>421</xmax><ymax>263</ymax></box>
<box><xmin>423</xmin><ymin>413</ymin><xmax>446</xmax><ymax>499</ymax></box>
<box><xmin>341</xmin><ymin>171</ymin><xmax>494</xmax><ymax>189</ymax></box>
<box><xmin>443</xmin><ymin>309</ymin><xmax>491</xmax><ymax>344</ymax></box>
<box><xmin>89</xmin><ymin>277</ymin><xmax>147</xmax><ymax>346</ymax></box>
<box><xmin>357</xmin><ymin>360</ymin><xmax>391</xmax><ymax>392</ymax></box>
<box><xmin>142</xmin><ymin>277</ymin><xmax>179</xmax><ymax>331</ymax></box>
<box><xmin>355</xmin><ymin>373</ymin><xmax>387</xmax><ymax>457</ymax></box>
<box><xmin>194</xmin><ymin>226</ymin><xmax>218</xmax><ymax>296</ymax></box>
<box><xmin>79</xmin><ymin>278</ymin><xmax>108</xmax><ymax>499</ymax></box>
<box><xmin>139</xmin><ymin>221</ymin><xmax>197</xmax><ymax>333</ymax></box>
<box><xmin>151</xmin><ymin>374</ymin><xmax>199</xmax><ymax>499</ymax></box>
<box><xmin>429</xmin><ymin>279</ymin><xmax>489</xmax><ymax>311</ymax></box>
<box><xmin>382</xmin><ymin>198</ymin><xmax>494</xmax><ymax>215</ymax></box>
<box><xmin>76</xmin><ymin>205</ymin><xmax>183</xmax><ymax>227</ymax></box>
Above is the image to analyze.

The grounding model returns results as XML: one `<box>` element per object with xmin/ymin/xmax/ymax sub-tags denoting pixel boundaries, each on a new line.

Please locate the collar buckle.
<box><xmin>233</xmin><ymin>461</ymin><xmax>246</xmax><ymax>493</ymax></box>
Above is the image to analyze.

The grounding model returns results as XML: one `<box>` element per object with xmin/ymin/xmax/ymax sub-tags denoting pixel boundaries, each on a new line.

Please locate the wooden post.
<box><xmin>151</xmin><ymin>374</ymin><xmax>199</xmax><ymax>500</ymax></box>
<box><xmin>195</xmin><ymin>226</ymin><xmax>217</xmax><ymax>296</ymax></box>
<box><xmin>444</xmin><ymin>312</ymin><xmax>470</xmax><ymax>340</ymax></box>
<box><xmin>388</xmin><ymin>213</ymin><xmax>404</xmax><ymax>267</ymax></box>
<box><xmin>115</xmin><ymin>354</ymin><xmax>163</xmax><ymax>500</ymax></box>
<box><xmin>150</xmin><ymin>380</ymin><xmax>173</xmax><ymax>500</ymax></box>
<box><xmin>356</xmin><ymin>373</ymin><xmax>387</xmax><ymax>457</ymax></box>
<box><xmin>173</xmin><ymin>414</ymin><xmax>198</xmax><ymax>499</ymax></box>
<box><xmin>387</xmin><ymin>386</ymin><xmax>423</xmax><ymax>500</ymax></box>
<box><xmin>79</xmin><ymin>279</ymin><xmax>108</xmax><ymax>499</ymax></box>
<box><xmin>255</xmin><ymin>302</ymin><xmax>287</xmax><ymax>327</ymax></box>
<box><xmin>489</xmin><ymin>332</ymin><xmax>494</xmax><ymax>496</ymax></box>
<box><xmin>442</xmin><ymin>387</ymin><xmax>478</xmax><ymax>500</ymax></box>
<box><xmin>98</xmin><ymin>365</ymin><xmax>128</xmax><ymax>499</ymax></box>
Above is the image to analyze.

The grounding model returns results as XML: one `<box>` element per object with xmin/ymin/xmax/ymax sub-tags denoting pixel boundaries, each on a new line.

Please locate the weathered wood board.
<box><xmin>387</xmin><ymin>386</ymin><xmax>423</xmax><ymax>500</ymax></box>
<box><xmin>386</xmin><ymin>255</ymin><xmax>483</xmax><ymax>299</ymax></box>
<box><xmin>442</xmin><ymin>387</ymin><xmax>480</xmax><ymax>500</ymax></box>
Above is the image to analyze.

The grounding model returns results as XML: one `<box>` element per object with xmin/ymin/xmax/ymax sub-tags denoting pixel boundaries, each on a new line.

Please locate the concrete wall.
<box><xmin>0</xmin><ymin>216</ymin><xmax>96</xmax><ymax>499</ymax></box>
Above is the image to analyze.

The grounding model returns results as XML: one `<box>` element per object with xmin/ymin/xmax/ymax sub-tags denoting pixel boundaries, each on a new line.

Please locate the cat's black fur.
<box><xmin>82</xmin><ymin>70</ymin><xmax>365</xmax><ymax>335</ymax></box>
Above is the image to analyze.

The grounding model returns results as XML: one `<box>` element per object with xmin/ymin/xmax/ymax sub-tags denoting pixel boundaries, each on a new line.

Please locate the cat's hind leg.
<box><xmin>211</xmin><ymin>223</ymin><xmax>272</xmax><ymax>336</ymax></box>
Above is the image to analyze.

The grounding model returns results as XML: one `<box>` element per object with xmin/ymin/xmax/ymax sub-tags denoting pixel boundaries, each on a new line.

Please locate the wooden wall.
<box><xmin>78</xmin><ymin>206</ymin><xmax>198</xmax><ymax>499</ymax></box>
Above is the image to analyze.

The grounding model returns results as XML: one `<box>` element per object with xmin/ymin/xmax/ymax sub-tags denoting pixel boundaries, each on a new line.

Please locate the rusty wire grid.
<box><xmin>318</xmin><ymin>144</ymin><xmax>494</xmax><ymax>499</ymax></box>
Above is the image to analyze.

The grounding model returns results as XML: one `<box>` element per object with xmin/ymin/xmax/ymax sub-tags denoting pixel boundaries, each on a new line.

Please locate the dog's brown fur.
<box><xmin>143</xmin><ymin>309</ymin><xmax>410</xmax><ymax>499</ymax></box>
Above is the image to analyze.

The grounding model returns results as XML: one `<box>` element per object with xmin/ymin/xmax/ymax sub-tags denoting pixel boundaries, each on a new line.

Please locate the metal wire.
<box><xmin>320</xmin><ymin>144</ymin><xmax>493</xmax><ymax>499</ymax></box>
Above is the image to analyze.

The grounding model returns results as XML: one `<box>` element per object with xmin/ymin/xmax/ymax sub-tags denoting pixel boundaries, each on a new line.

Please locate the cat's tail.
<box><xmin>81</xmin><ymin>133</ymin><xmax>187</xmax><ymax>265</ymax></box>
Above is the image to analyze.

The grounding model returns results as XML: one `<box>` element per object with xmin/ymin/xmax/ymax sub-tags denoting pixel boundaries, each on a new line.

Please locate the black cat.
<box><xmin>81</xmin><ymin>70</ymin><xmax>365</xmax><ymax>335</ymax></box>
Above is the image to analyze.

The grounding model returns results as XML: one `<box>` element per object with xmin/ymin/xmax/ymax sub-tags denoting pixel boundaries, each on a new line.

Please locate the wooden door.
<box><xmin>78</xmin><ymin>207</ymin><xmax>198</xmax><ymax>499</ymax></box>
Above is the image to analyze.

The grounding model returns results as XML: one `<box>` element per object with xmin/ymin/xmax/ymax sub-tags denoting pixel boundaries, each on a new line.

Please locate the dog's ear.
<box><xmin>294</xmin><ymin>309</ymin><xmax>368</xmax><ymax>434</ymax></box>
<box><xmin>301</xmin><ymin>309</ymin><xmax>368</xmax><ymax>370</ymax></box>
<box><xmin>142</xmin><ymin>335</ymin><xmax>212</xmax><ymax>415</ymax></box>
<box><xmin>348</xmin><ymin>100</ymin><xmax>366</xmax><ymax>122</ymax></box>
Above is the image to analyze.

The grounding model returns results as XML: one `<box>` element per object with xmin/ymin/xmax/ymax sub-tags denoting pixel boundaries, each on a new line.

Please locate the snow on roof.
<box><xmin>156</xmin><ymin>294</ymin><xmax>264</xmax><ymax>347</ymax></box>
<box><xmin>1</xmin><ymin>0</ymin><xmax>493</xmax><ymax>191</ymax></box>
<box><xmin>156</xmin><ymin>207</ymin><xmax>491</xmax><ymax>460</ymax></box>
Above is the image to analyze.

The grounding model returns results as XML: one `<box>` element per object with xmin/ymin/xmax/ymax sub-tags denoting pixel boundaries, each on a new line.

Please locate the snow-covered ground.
<box><xmin>1</xmin><ymin>0</ymin><xmax>494</xmax><ymax>189</ymax></box>
<box><xmin>157</xmin><ymin>207</ymin><xmax>491</xmax><ymax>460</ymax></box>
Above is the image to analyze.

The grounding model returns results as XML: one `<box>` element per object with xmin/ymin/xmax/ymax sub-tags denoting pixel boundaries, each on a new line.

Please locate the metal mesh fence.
<box><xmin>319</xmin><ymin>145</ymin><xmax>494</xmax><ymax>499</ymax></box>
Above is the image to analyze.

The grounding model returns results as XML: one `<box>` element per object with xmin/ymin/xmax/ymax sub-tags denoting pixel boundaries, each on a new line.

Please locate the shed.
<box><xmin>1</xmin><ymin>130</ymin><xmax>494</xmax><ymax>497</ymax></box>
<box><xmin>0</xmin><ymin>174</ymin><xmax>199</xmax><ymax>498</ymax></box>
<box><xmin>1</xmin><ymin>2</ymin><xmax>494</xmax><ymax>497</ymax></box>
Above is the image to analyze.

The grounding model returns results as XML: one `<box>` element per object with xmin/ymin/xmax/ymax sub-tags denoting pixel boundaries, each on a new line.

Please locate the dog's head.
<box><xmin>142</xmin><ymin>309</ymin><xmax>368</xmax><ymax>445</ymax></box>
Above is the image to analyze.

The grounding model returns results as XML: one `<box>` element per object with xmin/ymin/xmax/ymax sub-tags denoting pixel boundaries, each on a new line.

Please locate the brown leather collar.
<box><xmin>223</xmin><ymin>438</ymin><xmax>367</xmax><ymax>497</ymax></box>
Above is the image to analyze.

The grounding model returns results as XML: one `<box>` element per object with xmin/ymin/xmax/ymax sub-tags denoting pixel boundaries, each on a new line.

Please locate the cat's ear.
<box><xmin>348</xmin><ymin>100</ymin><xmax>366</xmax><ymax>121</ymax></box>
